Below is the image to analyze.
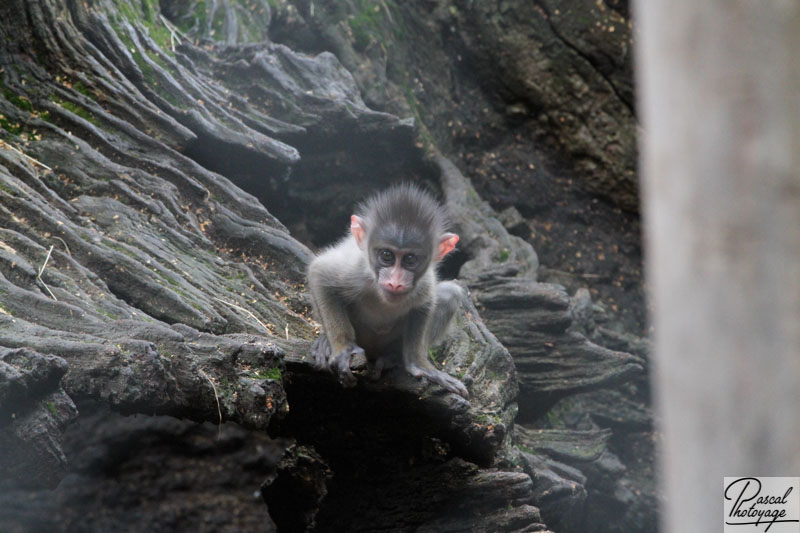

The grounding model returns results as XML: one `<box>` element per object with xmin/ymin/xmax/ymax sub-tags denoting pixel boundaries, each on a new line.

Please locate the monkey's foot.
<box><xmin>408</xmin><ymin>364</ymin><xmax>469</xmax><ymax>399</ymax></box>
<box><xmin>330</xmin><ymin>343</ymin><xmax>364</xmax><ymax>388</ymax></box>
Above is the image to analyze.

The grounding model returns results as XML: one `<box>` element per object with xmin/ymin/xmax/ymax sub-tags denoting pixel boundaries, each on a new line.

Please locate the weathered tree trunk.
<box><xmin>0</xmin><ymin>0</ymin><xmax>651</xmax><ymax>530</ymax></box>
<box><xmin>636</xmin><ymin>1</ymin><xmax>800</xmax><ymax>531</ymax></box>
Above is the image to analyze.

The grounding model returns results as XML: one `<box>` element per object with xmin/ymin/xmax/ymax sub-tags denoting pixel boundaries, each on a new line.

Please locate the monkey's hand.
<box><xmin>311</xmin><ymin>335</ymin><xmax>332</xmax><ymax>369</ymax></box>
<box><xmin>330</xmin><ymin>343</ymin><xmax>364</xmax><ymax>388</ymax></box>
<box><xmin>407</xmin><ymin>364</ymin><xmax>469</xmax><ymax>399</ymax></box>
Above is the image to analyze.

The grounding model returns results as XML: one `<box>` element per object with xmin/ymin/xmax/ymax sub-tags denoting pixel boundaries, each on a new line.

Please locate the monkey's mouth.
<box><xmin>380</xmin><ymin>287</ymin><xmax>409</xmax><ymax>301</ymax></box>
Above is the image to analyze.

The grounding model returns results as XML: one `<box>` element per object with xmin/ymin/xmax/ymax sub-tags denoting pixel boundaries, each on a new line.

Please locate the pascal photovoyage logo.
<box><xmin>724</xmin><ymin>477</ymin><xmax>800</xmax><ymax>532</ymax></box>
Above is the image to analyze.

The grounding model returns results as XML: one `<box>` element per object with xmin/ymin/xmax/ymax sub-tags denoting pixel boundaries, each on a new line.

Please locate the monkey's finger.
<box><xmin>408</xmin><ymin>364</ymin><xmax>469</xmax><ymax>399</ymax></box>
<box><xmin>406</xmin><ymin>364</ymin><xmax>424</xmax><ymax>379</ymax></box>
<box><xmin>334</xmin><ymin>366</ymin><xmax>357</xmax><ymax>388</ymax></box>
<box><xmin>311</xmin><ymin>336</ymin><xmax>332</xmax><ymax>369</ymax></box>
<box><xmin>429</xmin><ymin>369</ymin><xmax>469</xmax><ymax>399</ymax></box>
<box><xmin>431</xmin><ymin>372</ymin><xmax>468</xmax><ymax>398</ymax></box>
<box><xmin>444</xmin><ymin>376</ymin><xmax>470</xmax><ymax>399</ymax></box>
<box><xmin>331</xmin><ymin>345</ymin><xmax>362</xmax><ymax>387</ymax></box>
<box><xmin>349</xmin><ymin>345</ymin><xmax>366</xmax><ymax>360</ymax></box>
<box><xmin>331</xmin><ymin>358</ymin><xmax>357</xmax><ymax>387</ymax></box>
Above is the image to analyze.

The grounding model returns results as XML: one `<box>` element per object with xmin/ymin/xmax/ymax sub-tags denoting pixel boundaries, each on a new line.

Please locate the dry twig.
<box><xmin>0</xmin><ymin>139</ymin><xmax>52</xmax><ymax>171</ymax></box>
<box><xmin>37</xmin><ymin>245</ymin><xmax>57</xmax><ymax>300</ymax></box>
<box><xmin>198</xmin><ymin>368</ymin><xmax>222</xmax><ymax>438</ymax></box>
<box><xmin>52</xmin><ymin>236</ymin><xmax>71</xmax><ymax>256</ymax></box>
<box><xmin>212</xmin><ymin>296</ymin><xmax>272</xmax><ymax>334</ymax></box>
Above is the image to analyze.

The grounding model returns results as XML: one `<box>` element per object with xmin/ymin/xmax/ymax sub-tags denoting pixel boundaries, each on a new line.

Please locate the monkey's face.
<box><xmin>370</xmin><ymin>235</ymin><xmax>430</xmax><ymax>303</ymax></box>
<box><xmin>372</xmin><ymin>245</ymin><xmax>430</xmax><ymax>302</ymax></box>
<box><xmin>366</xmin><ymin>221</ymin><xmax>434</xmax><ymax>302</ymax></box>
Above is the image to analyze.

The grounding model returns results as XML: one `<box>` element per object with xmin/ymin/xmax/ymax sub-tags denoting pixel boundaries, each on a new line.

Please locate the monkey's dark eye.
<box><xmin>378</xmin><ymin>249</ymin><xmax>395</xmax><ymax>266</ymax></box>
<box><xmin>402</xmin><ymin>254</ymin><xmax>419</xmax><ymax>269</ymax></box>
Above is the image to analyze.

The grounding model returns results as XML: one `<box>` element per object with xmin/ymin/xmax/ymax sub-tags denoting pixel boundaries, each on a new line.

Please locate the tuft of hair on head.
<box><xmin>356</xmin><ymin>183</ymin><xmax>449</xmax><ymax>239</ymax></box>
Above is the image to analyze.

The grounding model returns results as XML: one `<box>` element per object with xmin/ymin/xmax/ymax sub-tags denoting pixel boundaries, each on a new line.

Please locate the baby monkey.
<box><xmin>308</xmin><ymin>184</ymin><xmax>469</xmax><ymax>398</ymax></box>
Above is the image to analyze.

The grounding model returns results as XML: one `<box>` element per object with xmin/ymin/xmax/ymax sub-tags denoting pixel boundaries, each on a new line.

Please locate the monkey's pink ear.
<box><xmin>350</xmin><ymin>215</ymin><xmax>366</xmax><ymax>247</ymax></box>
<box><xmin>437</xmin><ymin>233</ymin><xmax>459</xmax><ymax>260</ymax></box>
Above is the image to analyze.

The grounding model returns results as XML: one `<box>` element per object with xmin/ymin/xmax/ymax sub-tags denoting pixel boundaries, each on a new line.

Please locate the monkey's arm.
<box><xmin>402</xmin><ymin>306</ymin><xmax>469</xmax><ymax>399</ymax></box>
<box><xmin>308</xmin><ymin>258</ymin><xmax>363</xmax><ymax>387</ymax></box>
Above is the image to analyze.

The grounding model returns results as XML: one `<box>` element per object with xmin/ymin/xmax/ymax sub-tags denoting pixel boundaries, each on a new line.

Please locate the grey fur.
<box><xmin>307</xmin><ymin>185</ymin><xmax>468</xmax><ymax>398</ymax></box>
<box><xmin>356</xmin><ymin>183</ymin><xmax>449</xmax><ymax>246</ymax></box>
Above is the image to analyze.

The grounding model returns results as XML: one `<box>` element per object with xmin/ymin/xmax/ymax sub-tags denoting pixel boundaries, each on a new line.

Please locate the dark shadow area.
<box><xmin>0</xmin><ymin>402</ymin><xmax>283</xmax><ymax>532</ymax></box>
<box><xmin>184</xmin><ymin>135</ymin><xmax>293</xmax><ymax>197</ymax></box>
<box><xmin>438</xmin><ymin>247</ymin><xmax>469</xmax><ymax>280</ymax></box>
<box><xmin>198</xmin><ymin>122</ymin><xmax>444</xmax><ymax>250</ymax></box>
<box><xmin>264</xmin><ymin>369</ymin><xmax>507</xmax><ymax>532</ymax></box>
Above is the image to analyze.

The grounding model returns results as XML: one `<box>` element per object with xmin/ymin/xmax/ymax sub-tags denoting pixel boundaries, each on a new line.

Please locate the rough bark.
<box><xmin>0</xmin><ymin>0</ymin><xmax>530</xmax><ymax>530</ymax></box>
<box><xmin>0</xmin><ymin>0</ymin><xmax>650</xmax><ymax>531</ymax></box>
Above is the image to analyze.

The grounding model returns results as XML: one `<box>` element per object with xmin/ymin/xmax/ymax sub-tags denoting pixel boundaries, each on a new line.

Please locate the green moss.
<box><xmin>113</xmin><ymin>24</ymin><xmax>181</xmax><ymax>106</ymax></box>
<box><xmin>516</xmin><ymin>443</ymin><xmax>535</xmax><ymax>455</ymax></box>
<box><xmin>71</xmin><ymin>81</ymin><xmax>92</xmax><ymax>97</ymax></box>
<box><xmin>497</xmin><ymin>248</ymin><xmax>510</xmax><ymax>262</ymax></box>
<box><xmin>96</xmin><ymin>308</ymin><xmax>120</xmax><ymax>320</ymax></box>
<box><xmin>348</xmin><ymin>15</ymin><xmax>374</xmax><ymax>51</ymax></box>
<box><xmin>141</xmin><ymin>0</ymin><xmax>175</xmax><ymax>54</ymax></box>
<box><xmin>428</xmin><ymin>347</ymin><xmax>438</xmax><ymax>364</ymax></box>
<box><xmin>398</xmin><ymin>80</ymin><xmax>435</xmax><ymax>151</ymax></box>
<box><xmin>54</xmin><ymin>98</ymin><xmax>99</xmax><ymax>125</ymax></box>
<box><xmin>158</xmin><ymin>344</ymin><xmax>174</xmax><ymax>358</ymax></box>
<box><xmin>542</xmin><ymin>399</ymin><xmax>574</xmax><ymax>429</ymax></box>
<box><xmin>105</xmin><ymin>240</ymin><xmax>140</xmax><ymax>259</ymax></box>
<box><xmin>120</xmin><ymin>32</ymin><xmax>153</xmax><ymax>78</ymax></box>
<box><xmin>114</xmin><ymin>23</ymin><xmax>149</xmax><ymax>73</ymax></box>
<box><xmin>110</xmin><ymin>0</ymin><xmax>176</xmax><ymax>56</ymax></box>
<box><xmin>0</xmin><ymin>82</ymin><xmax>35</xmax><ymax>135</ymax></box>
<box><xmin>348</xmin><ymin>0</ymin><xmax>403</xmax><ymax>51</ymax></box>
<box><xmin>45</xmin><ymin>401</ymin><xmax>58</xmax><ymax>416</ymax></box>
<box><xmin>211</xmin><ymin>5</ymin><xmax>226</xmax><ymax>36</ymax></box>
<box><xmin>254</xmin><ymin>366</ymin><xmax>282</xmax><ymax>381</ymax></box>
<box><xmin>140</xmin><ymin>0</ymin><xmax>157</xmax><ymax>24</ymax></box>
<box><xmin>349</xmin><ymin>0</ymin><xmax>385</xmax><ymax>50</ymax></box>
<box><xmin>222</xmin><ymin>270</ymin><xmax>249</xmax><ymax>283</ymax></box>
<box><xmin>214</xmin><ymin>376</ymin><xmax>236</xmax><ymax>404</ymax></box>
<box><xmin>145</xmin><ymin>49</ymin><xmax>172</xmax><ymax>73</ymax></box>
<box><xmin>3</xmin><ymin>88</ymin><xmax>34</xmax><ymax>113</ymax></box>
<box><xmin>174</xmin><ymin>0</ymin><xmax>207</xmax><ymax>34</ymax></box>
<box><xmin>120</xmin><ymin>0</ymin><xmax>138</xmax><ymax>20</ymax></box>
<box><xmin>0</xmin><ymin>181</ymin><xmax>18</xmax><ymax>196</ymax></box>
<box><xmin>507</xmin><ymin>453</ymin><xmax>523</xmax><ymax>468</ymax></box>
<box><xmin>585</xmin><ymin>437</ymin><xmax>608</xmax><ymax>459</ymax></box>
<box><xmin>475</xmin><ymin>413</ymin><xmax>502</xmax><ymax>426</ymax></box>
<box><xmin>0</xmin><ymin>116</ymin><xmax>24</xmax><ymax>136</ymax></box>
<box><xmin>233</xmin><ymin>1</ymin><xmax>269</xmax><ymax>43</ymax></box>
<box><xmin>148</xmin><ymin>25</ymin><xmax>173</xmax><ymax>53</ymax></box>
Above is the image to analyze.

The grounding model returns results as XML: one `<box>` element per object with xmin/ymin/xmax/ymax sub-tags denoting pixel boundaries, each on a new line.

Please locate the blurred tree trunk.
<box><xmin>636</xmin><ymin>1</ymin><xmax>800</xmax><ymax>532</ymax></box>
